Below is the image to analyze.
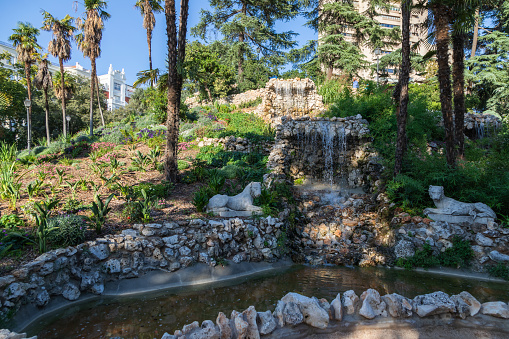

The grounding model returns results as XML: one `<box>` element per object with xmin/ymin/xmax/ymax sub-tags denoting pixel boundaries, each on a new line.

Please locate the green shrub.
<box><xmin>487</xmin><ymin>263</ymin><xmax>509</xmax><ymax>280</ymax></box>
<box><xmin>0</xmin><ymin>214</ymin><xmax>24</xmax><ymax>229</ymax></box>
<box><xmin>396</xmin><ymin>237</ymin><xmax>473</xmax><ymax>270</ymax></box>
<box><xmin>132</xmin><ymin>181</ymin><xmax>173</xmax><ymax>199</ymax></box>
<box><xmin>208</xmin><ymin>169</ymin><xmax>226</xmax><ymax>195</ymax></box>
<box><xmin>178</xmin><ymin>160</ymin><xmax>190</xmax><ymax>170</ymax></box>
<box><xmin>122</xmin><ymin>201</ymin><xmax>143</xmax><ymax>222</ymax></box>
<box><xmin>47</xmin><ymin>214</ymin><xmax>87</xmax><ymax>247</ymax></box>
<box><xmin>193</xmin><ymin>186</ymin><xmax>213</xmax><ymax>212</ymax></box>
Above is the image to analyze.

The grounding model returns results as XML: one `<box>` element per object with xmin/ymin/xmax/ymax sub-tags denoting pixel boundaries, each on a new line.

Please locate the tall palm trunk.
<box><xmin>164</xmin><ymin>0</ymin><xmax>189</xmax><ymax>183</ymax></box>
<box><xmin>89</xmin><ymin>56</ymin><xmax>96</xmax><ymax>137</ymax></box>
<box><xmin>95</xmin><ymin>76</ymin><xmax>105</xmax><ymax>127</ymax></box>
<box><xmin>471</xmin><ymin>8</ymin><xmax>479</xmax><ymax>58</ymax></box>
<box><xmin>59</xmin><ymin>58</ymin><xmax>67</xmax><ymax>137</ymax></box>
<box><xmin>25</xmin><ymin>62</ymin><xmax>32</xmax><ymax>150</ymax></box>
<box><xmin>165</xmin><ymin>0</ymin><xmax>179</xmax><ymax>183</ymax></box>
<box><xmin>394</xmin><ymin>0</ymin><xmax>411</xmax><ymax>177</ymax></box>
<box><xmin>434</xmin><ymin>4</ymin><xmax>455</xmax><ymax>167</ymax></box>
<box><xmin>453</xmin><ymin>33</ymin><xmax>466</xmax><ymax>158</ymax></box>
<box><xmin>43</xmin><ymin>88</ymin><xmax>50</xmax><ymax>146</ymax></box>
<box><xmin>147</xmin><ymin>28</ymin><xmax>153</xmax><ymax>87</ymax></box>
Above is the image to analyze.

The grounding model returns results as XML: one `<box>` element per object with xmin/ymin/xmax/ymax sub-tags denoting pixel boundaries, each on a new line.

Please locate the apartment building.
<box><xmin>321</xmin><ymin>0</ymin><xmax>429</xmax><ymax>81</ymax></box>
<box><xmin>0</xmin><ymin>41</ymin><xmax>133</xmax><ymax>111</ymax></box>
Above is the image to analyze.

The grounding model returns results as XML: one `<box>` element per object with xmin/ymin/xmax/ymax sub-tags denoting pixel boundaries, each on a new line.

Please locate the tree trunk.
<box><xmin>164</xmin><ymin>0</ymin><xmax>190</xmax><ymax>183</ymax></box>
<box><xmin>327</xmin><ymin>65</ymin><xmax>333</xmax><ymax>80</ymax></box>
<box><xmin>148</xmin><ymin>28</ymin><xmax>153</xmax><ymax>87</ymax></box>
<box><xmin>471</xmin><ymin>8</ymin><xmax>479</xmax><ymax>58</ymax></box>
<box><xmin>59</xmin><ymin>58</ymin><xmax>67</xmax><ymax>137</ymax></box>
<box><xmin>433</xmin><ymin>4</ymin><xmax>455</xmax><ymax>167</ymax></box>
<box><xmin>96</xmin><ymin>76</ymin><xmax>105</xmax><ymax>127</ymax></box>
<box><xmin>453</xmin><ymin>33</ymin><xmax>466</xmax><ymax>158</ymax></box>
<box><xmin>394</xmin><ymin>0</ymin><xmax>411</xmax><ymax>177</ymax></box>
<box><xmin>238</xmin><ymin>2</ymin><xmax>247</xmax><ymax>81</ymax></box>
<box><xmin>44</xmin><ymin>89</ymin><xmax>50</xmax><ymax>146</ymax></box>
<box><xmin>90</xmin><ymin>56</ymin><xmax>96</xmax><ymax>137</ymax></box>
<box><xmin>165</xmin><ymin>0</ymin><xmax>179</xmax><ymax>183</ymax></box>
<box><xmin>25</xmin><ymin>62</ymin><xmax>32</xmax><ymax>150</ymax></box>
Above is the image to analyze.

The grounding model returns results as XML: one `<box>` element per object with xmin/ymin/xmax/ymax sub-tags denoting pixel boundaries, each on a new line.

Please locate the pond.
<box><xmin>24</xmin><ymin>265</ymin><xmax>509</xmax><ymax>339</ymax></box>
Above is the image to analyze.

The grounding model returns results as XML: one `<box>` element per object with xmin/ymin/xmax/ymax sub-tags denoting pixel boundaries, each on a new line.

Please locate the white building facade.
<box><xmin>1</xmin><ymin>41</ymin><xmax>133</xmax><ymax>111</ymax></box>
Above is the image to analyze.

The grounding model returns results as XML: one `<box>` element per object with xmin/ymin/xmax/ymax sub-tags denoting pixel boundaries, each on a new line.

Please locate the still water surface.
<box><xmin>25</xmin><ymin>265</ymin><xmax>509</xmax><ymax>339</ymax></box>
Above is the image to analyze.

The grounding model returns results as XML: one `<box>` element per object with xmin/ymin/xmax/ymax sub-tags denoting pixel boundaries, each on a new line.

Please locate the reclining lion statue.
<box><xmin>206</xmin><ymin>182</ymin><xmax>263</xmax><ymax>217</ymax></box>
<box><xmin>423</xmin><ymin>185</ymin><xmax>496</xmax><ymax>224</ymax></box>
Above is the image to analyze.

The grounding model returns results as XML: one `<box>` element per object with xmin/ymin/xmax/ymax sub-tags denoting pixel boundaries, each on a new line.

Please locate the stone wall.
<box><xmin>196</xmin><ymin>136</ymin><xmax>273</xmax><ymax>154</ymax></box>
<box><xmin>464</xmin><ymin>113</ymin><xmax>502</xmax><ymax>140</ymax></box>
<box><xmin>184</xmin><ymin>89</ymin><xmax>265</xmax><ymax>109</ymax></box>
<box><xmin>392</xmin><ymin>213</ymin><xmax>509</xmax><ymax>271</ymax></box>
<box><xmin>0</xmin><ymin>217</ymin><xmax>284</xmax><ymax>322</ymax></box>
<box><xmin>267</xmin><ymin>116</ymin><xmax>381</xmax><ymax>190</ymax></box>
<box><xmin>255</xmin><ymin>78</ymin><xmax>325</xmax><ymax>123</ymax></box>
<box><xmin>162</xmin><ymin>288</ymin><xmax>508</xmax><ymax>338</ymax></box>
<box><xmin>291</xmin><ymin>190</ymin><xmax>509</xmax><ymax>271</ymax></box>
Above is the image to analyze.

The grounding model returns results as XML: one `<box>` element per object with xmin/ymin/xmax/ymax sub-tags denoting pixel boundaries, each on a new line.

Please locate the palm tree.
<box><xmin>133</xmin><ymin>68</ymin><xmax>160</xmax><ymax>88</ymax></box>
<box><xmin>53</xmin><ymin>71</ymin><xmax>76</xmax><ymax>108</ymax></box>
<box><xmin>394</xmin><ymin>0</ymin><xmax>411</xmax><ymax>176</ymax></box>
<box><xmin>164</xmin><ymin>0</ymin><xmax>190</xmax><ymax>182</ymax></box>
<box><xmin>33</xmin><ymin>58</ymin><xmax>52</xmax><ymax>146</ymax></box>
<box><xmin>42</xmin><ymin>11</ymin><xmax>76</xmax><ymax>138</ymax></box>
<box><xmin>8</xmin><ymin>22</ymin><xmax>41</xmax><ymax>149</ymax></box>
<box><xmin>135</xmin><ymin>0</ymin><xmax>163</xmax><ymax>87</ymax></box>
<box><xmin>75</xmin><ymin>0</ymin><xmax>110</xmax><ymax>137</ymax></box>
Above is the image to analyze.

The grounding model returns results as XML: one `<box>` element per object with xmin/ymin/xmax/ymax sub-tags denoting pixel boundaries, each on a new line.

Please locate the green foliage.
<box><xmin>208</xmin><ymin>169</ymin><xmax>226</xmax><ymax>195</ymax></box>
<box><xmin>396</xmin><ymin>237</ymin><xmax>474</xmax><ymax>270</ymax></box>
<box><xmin>131</xmin><ymin>150</ymin><xmax>150</xmax><ymax>172</ymax></box>
<box><xmin>47</xmin><ymin>214</ymin><xmax>86</xmax><ymax>247</ymax></box>
<box><xmin>138</xmin><ymin>189</ymin><xmax>154</xmax><ymax>222</ymax></box>
<box><xmin>193</xmin><ymin>186</ymin><xmax>213</xmax><ymax>213</ymax></box>
<box><xmin>237</xmin><ymin>97</ymin><xmax>262</xmax><ymax>109</ymax></box>
<box><xmin>132</xmin><ymin>181</ymin><xmax>172</xmax><ymax>199</ymax></box>
<box><xmin>121</xmin><ymin>201</ymin><xmax>143</xmax><ymax>222</ymax></box>
<box><xmin>253</xmin><ymin>182</ymin><xmax>295</xmax><ymax>217</ymax></box>
<box><xmin>0</xmin><ymin>215</ymin><xmax>28</xmax><ymax>259</ymax></box>
<box><xmin>89</xmin><ymin>194</ymin><xmax>114</xmax><ymax>234</ymax></box>
<box><xmin>185</xmin><ymin>41</ymin><xmax>235</xmax><ymax>101</ymax></box>
<box><xmin>487</xmin><ymin>263</ymin><xmax>509</xmax><ymax>281</ymax></box>
<box><xmin>29</xmin><ymin>198</ymin><xmax>60</xmax><ymax>253</ymax></box>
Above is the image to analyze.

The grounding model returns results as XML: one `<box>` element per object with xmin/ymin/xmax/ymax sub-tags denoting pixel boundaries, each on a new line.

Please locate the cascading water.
<box><xmin>475</xmin><ymin>121</ymin><xmax>485</xmax><ymax>139</ymax></box>
<box><xmin>319</xmin><ymin>122</ymin><xmax>335</xmax><ymax>188</ymax></box>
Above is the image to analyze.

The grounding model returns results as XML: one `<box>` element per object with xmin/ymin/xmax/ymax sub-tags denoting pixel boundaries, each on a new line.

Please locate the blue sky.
<box><xmin>0</xmin><ymin>0</ymin><xmax>316</xmax><ymax>85</ymax></box>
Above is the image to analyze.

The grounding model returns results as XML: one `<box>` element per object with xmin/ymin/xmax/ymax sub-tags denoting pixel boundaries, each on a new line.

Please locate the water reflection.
<box><xmin>26</xmin><ymin>265</ymin><xmax>508</xmax><ymax>339</ymax></box>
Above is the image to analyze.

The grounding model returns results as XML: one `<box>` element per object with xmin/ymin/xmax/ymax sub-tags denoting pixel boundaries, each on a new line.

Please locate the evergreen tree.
<box><xmin>192</xmin><ymin>0</ymin><xmax>300</xmax><ymax>85</ymax></box>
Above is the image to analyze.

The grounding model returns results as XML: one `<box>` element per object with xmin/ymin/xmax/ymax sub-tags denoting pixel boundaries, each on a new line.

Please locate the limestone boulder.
<box><xmin>283</xmin><ymin>301</ymin><xmax>304</xmax><ymax>326</ymax></box>
<box><xmin>481</xmin><ymin>301</ymin><xmax>509</xmax><ymax>319</ymax></box>
<box><xmin>257</xmin><ymin>310</ymin><xmax>277</xmax><ymax>335</ymax></box>
<box><xmin>359</xmin><ymin>289</ymin><xmax>387</xmax><ymax>319</ymax></box>
<box><xmin>216</xmin><ymin>312</ymin><xmax>232</xmax><ymax>339</ymax></box>
<box><xmin>382</xmin><ymin>293</ymin><xmax>413</xmax><ymax>318</ymax></box>
<box><xmin>281</xmin><ymin>292</ymin><xmax>329</xmax><ymax>329</ymax></box>
<box><xmin>451</xmin><ymin>291</ymin><xmax>481</xmax><ymax>318</ymax></box>
<box><xmin>342</xmin><ymin>290</ymin><xmax>360</xmax><ymax>315</ymax></box>
<box><xmin>330</xmin><ymin>293</ymin><xmax>343</xmax><ymax>321</ymax></box>
<box><xmin>413</xmin><ymin>292</ymin><xmax>456</xmax><ymax>317</ymax></box>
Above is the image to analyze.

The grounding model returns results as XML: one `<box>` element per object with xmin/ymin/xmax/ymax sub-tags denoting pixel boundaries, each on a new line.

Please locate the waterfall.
<box><xmin>320</xmin><ymin>122</ymin><xmax>335</xmax><ymax>188</ymax></box>
<box><xmin>475</xmin><ymin>121</ymin><xmax>485</xmax><ymax>139</ymax></box>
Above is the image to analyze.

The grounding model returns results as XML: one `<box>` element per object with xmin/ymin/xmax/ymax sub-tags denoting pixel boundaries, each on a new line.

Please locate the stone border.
<box><xmin>157</xmin><ymin>289</ymin><xmax>509</xmax><ymax>339</ymax></box>
<box><xmin>9</xmin><ymin>260</ymin><xmax>292</xmax><ymax>334</ymax></box>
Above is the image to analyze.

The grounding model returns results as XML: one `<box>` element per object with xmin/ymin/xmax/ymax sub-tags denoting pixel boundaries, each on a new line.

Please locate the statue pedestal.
<box><xmin>210</xmin><ymin>210</ymin><xmax>263</xmax><ymax>218</ymax></box>
<box><xmin>426</xmin><ymin>213</ymin><xmax>494</xmax><ymax>225</ymax></box>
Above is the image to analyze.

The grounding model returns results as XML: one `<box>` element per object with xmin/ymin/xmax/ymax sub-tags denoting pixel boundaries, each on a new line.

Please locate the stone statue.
<box><xmin>423</xmin><ymin>186</ymin><xmax>496</xmax><ymax>225</ymax></box>
<box><xmin>206</xmin><ymin>182</ymin><xmax>263</xmax><ymax>217</ymax></box>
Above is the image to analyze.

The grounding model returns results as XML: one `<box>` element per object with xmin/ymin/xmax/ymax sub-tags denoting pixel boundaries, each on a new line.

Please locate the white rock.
<box><xmin>257</xmin><ymin>311</ymin><xmax>277</xmax><ymax>335</ymax></box>
<box><xmin>36</xmin><ymin>290</ymin><xmax>50</xmax><ymax>307</ymax></box>
<box><xmin>283</xmin><ymin>302</ymin><xmax>304</xmax><ymax>325</ymax></box>
<box><xmin>382</xmin><ymin>293</ymin><xmax>412</xmax><ymax>318</ymax></box>
<box><xmin>88</xmin><ymin>244</ymin><xmax>109</xmax><ymax>260</ymax></box>
<box><xmin>475</xmin><ymin>233</ymin><xmax>493</xmax><ymax>247</ymax></box>
<box><xmin>330</xmin><ymin>293</ymin><xmax>343</xmax><ymax>321</ymax></box>
<box><xmin>481</xmin><ymin>301</ymin><xmax>509</xmax><ymax>319</ymax></box>
<box><xmin>274</xmin><ymin>300</ymin><xmax>286</xmax><ymax>327</ymax></box>
<box><xmin>488</xmin><ymin>250</ymin><xmax>509</xmax><ymax>263</ymax></box>
<box><xmin>451</xmin><ymin>291</ymin><xmax>481</xmax><ymax>318</ymax></box>
<box><xmin>62</xmin><ymin>283</ymin><xmax>80</xmax><ymax>301</ymax></box>
<box><xmin>359</xmin><ymin>289</ymin><xmax>387</xmax><ymax>319</ymax></box>
<box><xmin>342</xmin><ymin>290</ymin><xmax>359</xmax><ymax>315</ymax></box>
<box><xmin>413</xmin><ymin>292</ymin><xmax>455</xmax><ymax>317</ymax></box>
<box><xmin>216</xmin><ymin>312</ymin><xmax>232</xmax><ymax>339</ymax></box>
<box><xmin>241</xmin><ymin>306</ymin><xmax>260</xmax><ymax>339</ymax></box>
<box><xmin>281</xmin><ymin>292</ymin><xmax>329</xmax><ymax>329</ymax></box>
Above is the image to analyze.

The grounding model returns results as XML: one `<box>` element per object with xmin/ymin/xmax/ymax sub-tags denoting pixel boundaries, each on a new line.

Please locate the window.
<box><xmin>342</xmin><ymin>33</ymin><xmax>353</xmax><ymax>37</ymax></box>
<box><xmin>114</xmin><ymin>82</ymin><xmax>121</xmax><ymax>91</ymax></box>
<box><xmin>381</xmin><ymin>23</ymin><xmax>398</xmax><ymax>28</ymax></box>
<box><xmin>380</xmin><ymin>15</ymin><xmax>400</xmax><ymax>21</ymax></box>
<box><xmin>390</xmin><ymin>6</ymin><xmax>401</xmax><ymax>12</ymax></box>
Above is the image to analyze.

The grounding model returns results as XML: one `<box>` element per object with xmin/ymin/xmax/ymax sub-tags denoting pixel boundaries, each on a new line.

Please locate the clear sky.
<box><xmin>0</xmin><ymin>0</ymin><xmax>316</xmax><ymax>86</ymax></box>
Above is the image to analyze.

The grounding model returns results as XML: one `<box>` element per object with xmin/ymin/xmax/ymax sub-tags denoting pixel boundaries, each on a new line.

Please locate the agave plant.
<box><xmin>89</xmin><ymin>193</ymin><xmax>114</xmax><ymax>234</ymax></box>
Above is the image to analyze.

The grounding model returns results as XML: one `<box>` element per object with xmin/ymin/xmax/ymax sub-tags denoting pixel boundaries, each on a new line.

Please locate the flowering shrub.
<box><xmin>178</xmin><ymin>142</ymin><xmax>192</xmax><ymax>153</ymax></box>
<box><xmin>47</xmin><ymin>214</ymin><xmax>87</xmax><ymax>247</ymax></box>
<box><xmin>90</xmin><ymin>142</ymin><xmax>116</xmax><ymax>152</ymax></box>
